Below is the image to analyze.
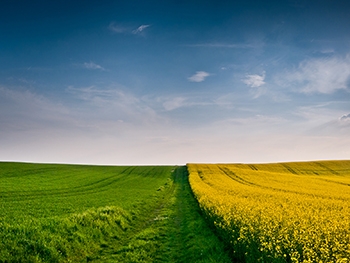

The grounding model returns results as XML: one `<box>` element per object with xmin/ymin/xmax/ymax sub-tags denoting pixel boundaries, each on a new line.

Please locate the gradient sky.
<box><xmin>1</xmin><ymin>0</ymin><xmax>350</xmax><ymax>164</ymax></box>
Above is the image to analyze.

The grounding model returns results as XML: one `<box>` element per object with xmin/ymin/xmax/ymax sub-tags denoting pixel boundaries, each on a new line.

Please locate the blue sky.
<box><xmin>1</xmin><ymin>0</ymin><xmax>350</xmax><ymax>164</ymax></box>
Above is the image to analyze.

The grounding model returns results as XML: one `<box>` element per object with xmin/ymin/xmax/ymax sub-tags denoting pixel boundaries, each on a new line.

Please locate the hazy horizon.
<box><xmin>1</xmin><ymin>0</ymin><xmax>350</xmax><ymax>165</ymax></box>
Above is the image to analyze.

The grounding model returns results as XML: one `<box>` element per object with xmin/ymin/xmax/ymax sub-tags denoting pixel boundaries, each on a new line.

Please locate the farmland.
<box><xmin>1</xmin><ymin>161</ymin><xmax>350</xmax><ymax>262</ymax></box>
<box><xmin>0</xmin><ymin>163</ymin><xmax>230</xmax><ymax>262</ymax></box>
<box><xmin>188</xmin><ymin>161</ymin><xmax>350</xmax><ymax>263</ymax></box>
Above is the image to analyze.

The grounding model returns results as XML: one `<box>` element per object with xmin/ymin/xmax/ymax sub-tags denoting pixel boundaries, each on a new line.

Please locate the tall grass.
<box><xmin>0</xmin><ymin>206</ymin><xmax>130</xmax><ymax>262</ymax></box>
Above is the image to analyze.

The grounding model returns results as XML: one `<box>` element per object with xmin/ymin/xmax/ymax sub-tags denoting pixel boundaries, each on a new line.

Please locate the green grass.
<box><xmin>0</xmin><ymin>163</ymin><xmax>172</xmax><ymax>220</ymax></box>
<box><xmin>91</xmin><ymin>166</ymin><xmax>231</xmax><ymax>263</ymax></box>
<box><xmin>0</xmin><ymin>163</ymin><xmax>230</xmax><ymax>262</ymax></box>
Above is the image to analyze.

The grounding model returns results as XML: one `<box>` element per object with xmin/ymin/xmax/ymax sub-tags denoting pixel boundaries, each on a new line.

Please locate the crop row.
<box><xmin>188</xmin><ymin>161</ymin><xmax>350</xmax><ymax>262</ymax></box>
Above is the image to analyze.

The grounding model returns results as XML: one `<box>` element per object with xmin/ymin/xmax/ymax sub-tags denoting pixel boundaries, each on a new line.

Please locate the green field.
<box><xmin>0</xmin><ymin>163</ymin><xmax>172</xmax><ymax>220</ymax></box>
<box><xmin>0</xmin><ymin>162</ymin><xmax>230</xmax><ymax>262</ymax></box>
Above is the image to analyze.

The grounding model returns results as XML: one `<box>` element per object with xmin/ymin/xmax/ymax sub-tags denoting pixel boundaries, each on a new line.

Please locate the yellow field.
<box><xmin>188</xmin><ymin>161</ymin><xmax>350</xmax><ymax>263</ymax></box>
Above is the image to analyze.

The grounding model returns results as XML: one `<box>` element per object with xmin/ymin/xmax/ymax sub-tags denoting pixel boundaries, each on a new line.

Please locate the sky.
<box><xmin>1</xmin><ymin>0</ymin><xmax>350</xmax><ymax>165</ymax></box>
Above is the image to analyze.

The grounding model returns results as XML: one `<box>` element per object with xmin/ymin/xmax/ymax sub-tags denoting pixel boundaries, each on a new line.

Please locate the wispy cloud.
<box><xmin>66</xmin><ymin>85</ymin><xmax>160</xmax><ymax>125</ymax></box>
<box><xmin>108</xmin><ymin>22</ymin><xmax>150</xmax><ymax>35</ymax></box>
<box><xmin>156</xmin><ymin>95</ymin><xmax>215</xmax><ymax>112</ymax></box>
<box><xmin>188</xmin><ymin>71</ymin><xmax>210</xmax><ymax>82</ymax></box>
<box><xmin>303</xmin><ymin>111</ymin><xmax>350</xmax><ymax>137</ymax></box>
<box><xmin>319</xmin><ymin>48</ymin><xmax>335</xmax><ymax>54</ymax></box>
<box><xmin>281</xmin><ymin>55</ymin><xmax>350</xmax><ymax>94</ymax></box>
<box><xmin>108</xmin><ymin>22</ymin><xmax>127</xmax><ymax>33</ymax></box>
<box><xmin>83</xmin><ymin>62</ymin><xmax>105</xmax><ymax>71</ymax></box>
<box><xmin>289</xmin><ymin>104</ymin><xmax>350</xmax><ymax>136</ymax></box>
<box><xmin>132</xmin><ymin>25</ymin><xmax>150</xmax><ymax>35</ymax></box>
<box><xmin>216</xmin><ymin>115</ymin><xmax>287</xmax><ymax>128</ymax></box>
<box><xmin>340</xmin><ymin>113</ymin><xmax>350</xmax><ymax>121</ymax></box>
<box><xmin>186</xmin><ymin>43</ymin><xmax>255</xmax><ymax>48</ymax></box>
<box><xmin>0</xmin><ymin>86</ymin><xmax>72</xmax><ymax>132</ymax></box>
<box><xmin>242</xmin><ymin>72</ymin><xmax>266</xmax><ymax>88</ymax></box>
<box><xmin>163</xmin><ymin>97</ymin><xmax>187</xmax><ymax>111</ymax></box>
<box><xmin>68</xmin><ymin>86</ymin><xmax>138</xmax><ymax>105</ymax></box>
<box><xmin>294</xmin><ymin>104</ymin><xmax>341</xmax><ymax>123</ymax></box>
<box><xmin>242</xmin><ymin>72</ymin><xmax>268</xmax><ymax>99</ymax></box>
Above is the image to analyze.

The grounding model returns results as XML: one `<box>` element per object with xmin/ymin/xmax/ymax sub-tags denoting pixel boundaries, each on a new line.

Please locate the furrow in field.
<box><xmin>315</xmin><ymin>161</ymin><xmax>340</xmax><ymax>175</ymax></box>
<box><xmin>218</xmin><ymin>165</ymin><xmax>349</xmax><ymax>201</ymax></box>
<box><xmin>0</xmin><ymin>167</ymin><xmax>137</xmax><ymax>201</ymax></box>
<box><xmin>315</xmin><ymin>177</ymin><xmax>350</xmax><ymax>186</ymax></box>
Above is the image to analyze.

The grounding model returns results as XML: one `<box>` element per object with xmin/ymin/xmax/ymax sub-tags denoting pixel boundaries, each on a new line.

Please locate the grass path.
<box><xmin>91</xmin><ymin>166</ymin><xmax>231</xmax><ymax>262</ymax></box>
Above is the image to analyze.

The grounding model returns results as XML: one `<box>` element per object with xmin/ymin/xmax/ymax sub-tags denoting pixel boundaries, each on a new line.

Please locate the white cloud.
<box><xmin>305</xmin><ymin>115</ymin><xmax>350</xmax><ymax>137</ymax></box>
<box><xmin>108</xmin><ymin>23</ymin><xmax>151</xmax><ymax>36</ymax></box>
<box><xmin>68</xmin><ymin>86</ymin><xmax>140</xmax><ymax>109</ymax></box>
<box><xmin>66</xmin><ymin>86</ymin><xmax>161</xmax><ymax>125</ymax></box>
<box><xmin>83</xmin><ymin>62</ymin><xmax>105</xmax><ymax>71</ymax></box>
<box><xmin>188</xmin><ymin>71</ymin><xmax>210</xmax><ymax>82</ymax></box>
<box><xmin>287</xmin><ymin>104</ymin><xmax>350</xmax><ymax>137</ymax></box>
<box><xmin>0</xmin><ymin>85</ymin><xmax>163</xmax><ymax>138</ymax></box>
<box><xmin>242</xmin><ymin>72</ymin><xmax>266</xmax><ymax>88</ymax></box>
<box><xmin>186</xmin><ymin>43</ymin><xmax>255</xmax><ymax>48</ymax></box>
<box><xmin>108</xmin><ymin>22</ymin><xmax>127</xmax><ymax>33</ymax></box>
<box><xmin>340</xmin><ymin>113</ymin><xmax>350</xmax><ymax>121</ymax></box>
<box><xmin>132</xmin><ymin>25</ymin><xmax>150</xmax><ymax>34</ymax></box>
<box><xmin>242</xmin><ymin>72</ymin><xmax>267</xmax><ymax>98</ymax></box>
<box><xmin>282</xmin><ymin>55</ymin><xmax>350</xmax><ymax>94</ymax></box>
<box><xmin>0</xmin><ymin>86</ymin><xmax>73</xmax><ymax>132</ymax></box>
<box><xmin>319</xmin><ymin>48</ymin><xmax>335</xmax><ymax>54</ymax></box>
<box><xmin>216</xmin><ymin>115</ymin><xmax>287</xmax><ymax>129</ymax></box>
<box><xmin>294</xmin><ymin>104</ymin><xmax>341</xmax><ymax>123</ymax></box>
<box><xmin>154</xmin><ymin>94</ymin><xmax>214</xmax><ymax>112</ymax></box>
<box><xmin>163</xmin><ymin>97</ymin><xmax>187</xmax><ymax>111</ymax></box>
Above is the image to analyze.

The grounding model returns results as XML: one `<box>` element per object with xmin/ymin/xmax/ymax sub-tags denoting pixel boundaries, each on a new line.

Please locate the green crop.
<box><xmin>0</xmin><ymin>162</ymin><xmax>173</xmax><ymax>262</ymax></box>
<box><xmin>0</xmin><ymin>163</ymin><xmax>172</xmax><ymax>220</ymax></box>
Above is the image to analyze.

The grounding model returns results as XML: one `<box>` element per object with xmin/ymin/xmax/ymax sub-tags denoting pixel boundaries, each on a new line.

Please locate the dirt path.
<box><xmin>90</xmin><ymin>166</ymin><xmax>231</xmax><ymax>262</ymax></box>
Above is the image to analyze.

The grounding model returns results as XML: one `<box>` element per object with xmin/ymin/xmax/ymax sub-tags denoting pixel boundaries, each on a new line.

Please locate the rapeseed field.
<box><xmin>188</xmin><ymin>161</ymin><xmax>350</xmax><ymax>263</ymax></box>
